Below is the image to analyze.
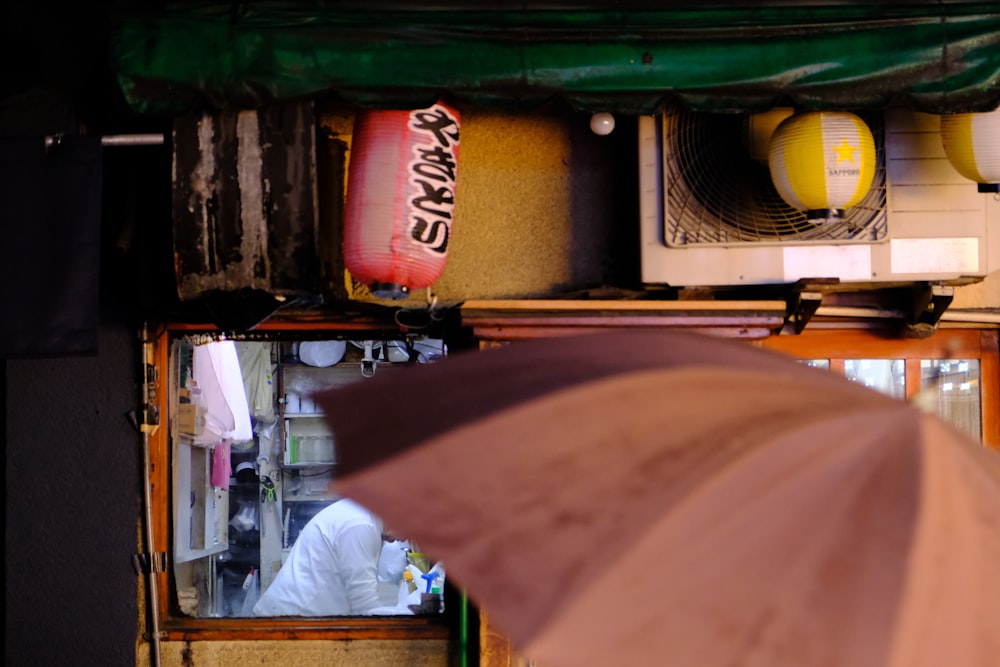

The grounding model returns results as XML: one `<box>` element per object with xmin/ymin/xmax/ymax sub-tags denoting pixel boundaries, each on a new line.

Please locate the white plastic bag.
<box><xmin>377</xmin><ymin>540</ymin><xmax>410</xmax><ymax>583</ymax></box>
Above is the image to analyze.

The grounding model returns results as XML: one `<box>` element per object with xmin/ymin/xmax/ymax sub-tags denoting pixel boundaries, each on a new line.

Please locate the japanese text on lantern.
<box><xmin>407</xmin><ymin>105</ymin><xmax>460</xmax><ymax>255</ymax></box>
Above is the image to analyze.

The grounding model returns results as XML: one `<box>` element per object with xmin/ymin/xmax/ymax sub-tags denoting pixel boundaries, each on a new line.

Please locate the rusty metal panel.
<box><xmin>172</xmin><ymin>102</ymin><xmax>319</xmax><ymax>300</ymax></box>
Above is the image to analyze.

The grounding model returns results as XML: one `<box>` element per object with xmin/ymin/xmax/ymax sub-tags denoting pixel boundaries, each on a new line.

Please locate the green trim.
<box><xmin>111</xmin><ymin>3</ymin><xmax>1000</xmax><ymax>114</ymax></box>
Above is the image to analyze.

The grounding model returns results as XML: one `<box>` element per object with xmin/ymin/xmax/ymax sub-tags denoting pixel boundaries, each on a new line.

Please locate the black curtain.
<box><xmin>0</xmin><ymin>136</ymin><xmax>103</xmax><ymax>357</ymax></box>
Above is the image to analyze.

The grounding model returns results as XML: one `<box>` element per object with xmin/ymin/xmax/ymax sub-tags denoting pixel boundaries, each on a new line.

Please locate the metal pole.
<box><xmin>43</xmin><ymin>133</ymin><xmax>165</xmax><ymax>148</ymax></box>
<box><xmin>140</xmin><ymin>324</ymin><xmax>163</xmax><ymax>667</ymax></box>
<box><xmin>102</xmin><ymin>134</ymin><xmax>166</xmax><ymax>147</ymax></box>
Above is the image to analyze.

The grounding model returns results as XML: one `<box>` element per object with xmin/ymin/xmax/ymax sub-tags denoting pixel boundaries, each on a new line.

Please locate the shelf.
<box><xmin>283</xmin><ymin>491</ymin><xmax>339</xmax><ymax>502</ymax></box>
<box><xmin>460</xmin><ymin>298</ymin><xmax>788</xmax><ymax>341</ymax></box>
<box><xmin>282</xmin><ymin>469</ymin><xmax>337</xmax><ymax>504</ymax></box>
<box><xmin>283</xmin><ymin>415</ymin><xmax>335</xmax><ymax>467</ymax></box>
<box><xmin>174</xmin><ymin>443</ymin><xmax>229</xmax><ymax>564</ymax></box>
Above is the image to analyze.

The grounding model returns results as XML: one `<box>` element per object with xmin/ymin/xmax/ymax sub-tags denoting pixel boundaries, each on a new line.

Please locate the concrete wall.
<box><xmin>5</xmin><ymin>310</ymin><xmax>141</xmax><ymax>666</ymax></box>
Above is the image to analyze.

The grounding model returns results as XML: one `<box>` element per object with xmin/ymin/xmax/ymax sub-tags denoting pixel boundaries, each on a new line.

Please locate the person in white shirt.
<box><xmin>253</xmin><ymin>498</ymin><xmax>393</xmax><ymax>616</ymax></box>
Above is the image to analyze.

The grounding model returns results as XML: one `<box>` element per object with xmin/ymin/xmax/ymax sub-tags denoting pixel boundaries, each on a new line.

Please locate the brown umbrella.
<box><xmin>315</xmin><ymin>329</ymin><xmax>1000</xmax><ymax>667</ymax></box>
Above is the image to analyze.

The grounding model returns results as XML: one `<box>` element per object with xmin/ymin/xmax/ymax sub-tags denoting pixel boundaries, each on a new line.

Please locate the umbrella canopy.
<box><xmin>315</xmin><ymin>330</ymin><xmax>1000</xmax><ymax>667</ymax></box>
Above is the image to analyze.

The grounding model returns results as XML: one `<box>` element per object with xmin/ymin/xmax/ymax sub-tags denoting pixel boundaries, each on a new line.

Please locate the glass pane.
<box><xmin>800</xmin><ymin>359</ymin><xmax>830</xmax><ymax>370</ymax></box>
<box><xmin>843</xmin><ymin>359</ymin><xmax>905</xmax><ymax>399</ymax></box>
<box><xmin>169</xmin><ymin>334</ymin><xmax>448</xmax><ymax>619</ymax></box>
<box><xmin>918</xmin><ymin>360</ymin><xmax>981</xmax><ymax>441</ymax></box>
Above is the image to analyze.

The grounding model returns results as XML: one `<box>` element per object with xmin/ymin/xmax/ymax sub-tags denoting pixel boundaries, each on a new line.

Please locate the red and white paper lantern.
<box><xmin>343</xmin><ymin>101</ymin><xmax>461</xmax><ymax>299</ymax></box>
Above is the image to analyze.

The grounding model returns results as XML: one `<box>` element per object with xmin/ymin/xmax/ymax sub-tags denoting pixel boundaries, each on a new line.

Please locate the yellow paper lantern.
<box><xmin>743</xmin><ymin>107</ymin><xmax>795</xmax><ymax>163</ymax></box>
<box><xmin>768</xmin><ymin>111</ymin><xmax>876</xmax><ymax>222</ymax></box>
<box><xmin>940</xmin><ymin>107</ymin><xmax>1000</xmax><ymax>193</ymax></box>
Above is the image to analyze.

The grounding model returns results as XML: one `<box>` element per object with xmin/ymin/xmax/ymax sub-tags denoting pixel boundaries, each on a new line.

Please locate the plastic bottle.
<box><xmin>398</xmin><ymin>569</ymin><xmax>416</xmax><ymax>607</ymax></box>
<box><xmin>428</xmin><ymin>562</ymin><xmax>446</xmax><ymax>612</ymax></box>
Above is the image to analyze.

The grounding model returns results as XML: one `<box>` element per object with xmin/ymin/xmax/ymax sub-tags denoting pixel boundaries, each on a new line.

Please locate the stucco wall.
<box><xmin>953</xmin><ymin>272</ymin><xmax>1000</xmax><ymax>309</ymax></box>
<box><xmin>141</xmin><ymin>639</ymin><xmax>454</xmax><ymax>667</ymax></box>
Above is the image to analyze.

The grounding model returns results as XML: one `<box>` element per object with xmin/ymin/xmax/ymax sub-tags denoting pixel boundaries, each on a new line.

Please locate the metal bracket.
<box><xmin>903</xmin><ymin>284</ymin><xmax>954</xmax><ymax>338</ymax></box>
<box><xmin>787</xmin><ymin>291</ymin><xmax>823</xmax><ymax>334</ymax></box>
<box><xmin>132</xmin><ymin>552</ymin><xmax>167</xmax><ymax>575</ymax></box>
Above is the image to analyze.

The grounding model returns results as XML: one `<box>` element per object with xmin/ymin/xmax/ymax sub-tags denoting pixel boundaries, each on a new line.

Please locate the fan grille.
<box><xmin>662</xmin><ymin>109</ymin><xmax>887</xmax><ymax>245</ymax></box>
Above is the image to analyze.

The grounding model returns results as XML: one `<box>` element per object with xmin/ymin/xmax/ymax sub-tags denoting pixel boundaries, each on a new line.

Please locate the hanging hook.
<box><xmin>361</xmin><ymin>340</ymin><xmax>377</xmax><ymax>377</ymax></box>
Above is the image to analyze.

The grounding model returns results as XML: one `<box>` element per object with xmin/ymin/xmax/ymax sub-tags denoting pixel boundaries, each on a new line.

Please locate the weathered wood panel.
<box><xmin>172</xmin><ymin>102</ymin><xmax>320</xmax><ymax>300</ymax></box>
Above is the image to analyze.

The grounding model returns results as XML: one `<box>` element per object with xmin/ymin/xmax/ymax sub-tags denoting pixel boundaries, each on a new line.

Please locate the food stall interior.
<box><xmin>168</xmin><ymin>334</ymin><xmax>447</xmax><ymax>617</ymax></box>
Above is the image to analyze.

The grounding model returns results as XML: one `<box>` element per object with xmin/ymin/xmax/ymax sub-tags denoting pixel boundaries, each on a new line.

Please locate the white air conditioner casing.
<box><xmin>639</xmin><ymin>108</ymin><xmax>1000</xmax><ymax>287</ymax></box>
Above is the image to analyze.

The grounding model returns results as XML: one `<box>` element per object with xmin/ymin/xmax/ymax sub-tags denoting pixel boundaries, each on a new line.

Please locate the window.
<box><xmin>843</xmin><ymin>359</ymin><xmax>906</xmax><ymax>398</ymax></box>
<box><xmin>763</xmin><ymin>329</ymin><xmax>999</xmax><ymax>446</ymax></box>
<box><xmin>145</xmin><ymin>323</ymin><xmax>462</xmax><ymax>639</ymax></box>
<box><xmin>919</xmin><ymin>359</ymin><xmax>981</xmax><ymax>441</ymax></box>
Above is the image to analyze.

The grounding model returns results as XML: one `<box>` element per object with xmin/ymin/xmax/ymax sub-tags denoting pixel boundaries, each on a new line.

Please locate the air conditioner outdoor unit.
<box><xmin>639</xmin><ymin>107</ymin><xmax>1000</xmax><ymax>288</ymax></box>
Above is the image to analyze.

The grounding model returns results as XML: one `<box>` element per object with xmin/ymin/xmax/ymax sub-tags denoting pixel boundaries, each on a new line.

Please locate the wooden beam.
<box><xmin>460</xmin><ymin>299</ymin><xmax>787</xmax><ymax>340</ymax></box>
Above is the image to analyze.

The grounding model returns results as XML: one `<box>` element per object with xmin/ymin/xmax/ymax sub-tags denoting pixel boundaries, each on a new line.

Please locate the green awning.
<box><xmin>111</xmin><ymin>2</ymin><xmax>1000</xmax><ymax>115</ymax></box>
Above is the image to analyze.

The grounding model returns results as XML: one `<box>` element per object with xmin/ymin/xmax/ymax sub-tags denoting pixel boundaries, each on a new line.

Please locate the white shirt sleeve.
<box><xmin>337</xmin><ymin>523</ymin><xmax>383</xmax><ymax>614</ymax></box>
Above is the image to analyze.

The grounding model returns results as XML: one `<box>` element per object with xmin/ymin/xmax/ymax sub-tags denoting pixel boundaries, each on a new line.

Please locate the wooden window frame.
<box><xmin>145</xmin><ymin>321</ymin><xmax>460</xmax><ymax>641</ymax></box>
<box><xmin>756</xmin><ymin>328</ymin><xmax>999</xmax><ymax>450</ymax></box>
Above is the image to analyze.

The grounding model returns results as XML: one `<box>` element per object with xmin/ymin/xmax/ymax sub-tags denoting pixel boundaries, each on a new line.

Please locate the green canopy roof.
<box><xmin>111</xmin><ymin>2</ymin><xmax>1000</xmax><ymax>115</ymax></box>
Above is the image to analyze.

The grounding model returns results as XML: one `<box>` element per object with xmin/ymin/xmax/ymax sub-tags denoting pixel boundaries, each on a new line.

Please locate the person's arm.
<box><xmin>338</xmin><ymin>523</ymin><xmax>383</xmax><ymax>614</ymax></box>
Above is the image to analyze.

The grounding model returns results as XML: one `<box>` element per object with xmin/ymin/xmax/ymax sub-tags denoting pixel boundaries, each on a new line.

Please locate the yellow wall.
<box><xmin>331</xmin><ymin>102</ymin><xmax>631</xmax><ymax>308</ymax></box>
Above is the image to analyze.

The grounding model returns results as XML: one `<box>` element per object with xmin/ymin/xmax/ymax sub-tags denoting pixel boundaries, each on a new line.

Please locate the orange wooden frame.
<box><xmin>757</xmin><ymin>328</ymin><xmax>999</xmax><ymax>450</ymax></box>
<box><xmin>144</xmin><ymin>322</ymin><xmax>457</xmax><ymax>641</ymax></box>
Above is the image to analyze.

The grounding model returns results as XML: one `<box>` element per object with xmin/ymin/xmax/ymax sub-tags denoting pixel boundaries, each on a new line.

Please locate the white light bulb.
<box><xmin>590</xmin><ymin>112</ymin><xmax>615</xmax><ymax>136</ymax></box>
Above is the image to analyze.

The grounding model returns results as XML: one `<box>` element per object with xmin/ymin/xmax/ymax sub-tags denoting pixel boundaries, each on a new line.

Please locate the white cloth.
<box><xmin>191</xmin><ymin>340</ymin><xmax>253</xmax><ymax>444</ymax></box>
<box><xmin>234</xmin><ymin>341</ymin><xmax>276</xmax><ymax>424</ymax></box>
<box><xmin>253</xmin><ymin>499</ymin><xmax>384</xmax><ymax>616</ymax></box>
